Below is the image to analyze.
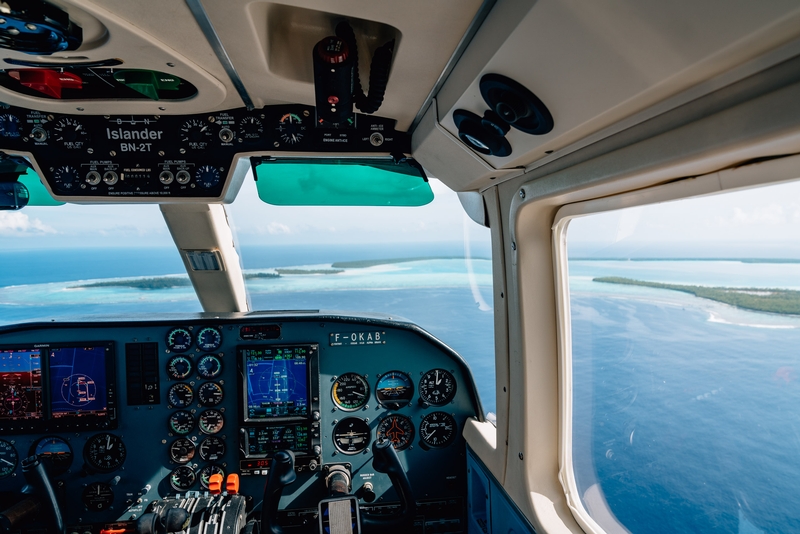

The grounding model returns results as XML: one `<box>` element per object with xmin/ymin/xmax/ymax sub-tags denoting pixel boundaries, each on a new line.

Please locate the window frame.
<box><xmin>550</xmin><ymin>153</ymin><xmax>800</xmax><ymax>534</ymax></box>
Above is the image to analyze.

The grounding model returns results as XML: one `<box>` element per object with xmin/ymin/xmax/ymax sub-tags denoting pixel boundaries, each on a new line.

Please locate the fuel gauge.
<box><xmin>237</xmin><ymin>116</ymin><xmax>263</xmax><ymax>142</ymax></box>
<box><xmin>0</xmin><ymin>114</ymin><xmax>22</xmax><ymax>138</ymax></box>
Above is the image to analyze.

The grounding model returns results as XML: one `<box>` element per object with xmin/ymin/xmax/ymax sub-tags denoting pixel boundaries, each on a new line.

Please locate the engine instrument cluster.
<box><xmin>0</xmin><ymin>313</ymin><xmax>479</xmax><ymax>534</ymax></box>
<box><xmin>0</xmin><ymin>104</ymin><xmax>410</xmax><ymax>201</ymax></box>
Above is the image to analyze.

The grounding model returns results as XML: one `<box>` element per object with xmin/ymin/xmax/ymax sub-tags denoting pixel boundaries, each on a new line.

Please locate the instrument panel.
<box><xmin>0</xmin><ymin>313</ymin><xmax>480</xmax><ymax>533</ymax></box>
<box><xmin>0</xmin><ymin>104</ymin><xmax>410</xmax><ymax>202</ymax></box>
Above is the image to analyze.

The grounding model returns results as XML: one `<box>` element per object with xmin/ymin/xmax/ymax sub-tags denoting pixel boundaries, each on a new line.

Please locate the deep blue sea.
<box><xmin>570</xmin><ymin>260</ymin><xmax>800</xmax><ymax>534</ymax></box>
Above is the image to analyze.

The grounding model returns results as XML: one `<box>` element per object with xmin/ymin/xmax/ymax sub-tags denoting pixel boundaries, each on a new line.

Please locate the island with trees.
<box><xmin>593</xmin><ymin>276</ymin><xmax>800</xmax><ymax>315</ymax></box>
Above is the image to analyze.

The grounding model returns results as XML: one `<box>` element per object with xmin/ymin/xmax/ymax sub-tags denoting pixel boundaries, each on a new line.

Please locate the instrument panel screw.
<box><xmin>158</xmin><ymin>151</ymin><xmax>164</xmax><ymax>156</ymax></box>
<box><xmin>518</xmin><ymin>452</ymin><xmax>524</xmax><ymax>460</ymax></box>
<box><xmin>519</xmin><ymin>189</ymin><xmax>526</xmax><ymax>199</ymax></box>
<box><xmin>87</xmin><ymin>148</ymin><xmax>93</xmax><ymax>154</ymax></box>
<box><xmin>209</xmin><ymin>116</ymin><xmax>215</xmax><ymax>123</ymax></box>
<box><xmin>273</xmin><ymin>141</ymin><xmax>280</xmax><ymax>147</ymax></box>
<box><xmin>110</xmin><ymin>151</ymin><xmax>116</xmax><ymax>156</ymax></box>
<box><xmin>303</xmin><ymin>110</ymin><xmax>310</xmax><ymax>117</ymax></box>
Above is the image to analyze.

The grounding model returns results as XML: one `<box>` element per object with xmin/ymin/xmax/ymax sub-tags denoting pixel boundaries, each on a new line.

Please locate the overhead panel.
<box><xmin>426</xmin><ymin>0</ymin><xmax>800</xmax><ymax>190</ymax></box>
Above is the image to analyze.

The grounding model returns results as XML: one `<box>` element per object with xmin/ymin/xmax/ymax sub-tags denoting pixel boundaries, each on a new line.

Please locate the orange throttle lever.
<box><xmin>225</xmin><ymin>473</ymin><xmax>240</xmax><ymax>495</ymax></box>
<box><xmin>208</xmin><ymin>473</ymin><xmax>223</xmax><ymax>495</ymax></box>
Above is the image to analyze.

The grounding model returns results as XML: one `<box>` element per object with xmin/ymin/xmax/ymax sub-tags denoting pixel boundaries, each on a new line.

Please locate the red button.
<box><xmin>8</xmin><ymin>69</ymin><xmax>82</xmax><ymax>99</ymax></box>
<box><xmin>327</xmin><ymin>95</ymin><xmax>339</xmax><ymax>105</ymax></box>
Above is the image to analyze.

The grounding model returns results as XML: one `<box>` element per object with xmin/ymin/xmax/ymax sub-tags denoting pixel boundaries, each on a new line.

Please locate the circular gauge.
<box><xmin>2</xmin><ymin>385</ymin><xmax>28</xmax><ymax>415</ymax></box>
<box><xmin>168</xmin><ymin>383</ymin><xmax>194</xmax><ymax>408</ymax></box>
<box><xmin>82</xmin><ymin>482</ymin><xmax>114</xmax><ymax>511</ymax></box>
<box><xmin>169</xmin><ymin>465</ymin><xmax>196</xmax><ymax>491</ymax></box>
<box><xmin>0</xmin><ymin>114</ymin><xmax>22</xmax><ymax>138</ymax></box>
<box><xmin>52</xmin><ymin>165</ymin><xmax>81</xmax><ymax>192</ymax></box>
<box><xmin>375</xmin><ymin>371</ymin><xmax>414</xmax><ymax>409</ymax></box>
<box><xmin>418</xmin><ymin>369</ymin><xmax>457</xmax><ymax>406</ymax></box>
<box><xmin>195</xmin><ymin>165</ymin><xmax>221</xmax><ymax>189</ymax></box>
<box><xmin>332</xmin><ymin>373</ymin><xmax>370</xmax><ymax>411</ymax></box>
<box><xmin>332</xmin><ymin>417</ymin><xmax>371</xmax><ymax>455</ymax></box>
<box><xmin>0</xmin><ymin>439</ymin><xmax>18</xmax><ymax>478</ymax></box>
<box><xmin>166</xmin><ymin>327</ymin><xmax>193</xmax><ymax>352</ymax></box>
<box><xmin>180</xmin><ymin>119</ymin><xmax>213</xmax><ymax>151</ymax></box>
<box><xmin>195</xmin><ymin>326</ymin><xmax>222</xmax><ymax>352</ymax></box>
<box><xmin>419</xmin><ymin>412</ymin><xmax>457</xmax><ymax>448</ymax></box>
<box><xmin>237</xmin><ymin>116</ymin><xmax>263</xmax><ymax>142</ymax></box>
<box><xmin>168</xmin><ymin>410</ymin><xmax>195</xmax><ymax>435</ymax></box>
<box><xmin>167</xmin><ymin>355</ymin><xmax>192</xmax><ymax>380</ymax></box>
<box><xmin>199</xmin><ymin>465</ymin><xmax>225</xmax><ymax>490</ymax></box>
<box><xmin>51</xmin><ymin>117</ymin><xmax>88</xmax><ymax>149</ymax></box>
<box><xmin>198</xmin><ymin>409</ymin><xmax>224</xmax><ymax>434</ymax></box>
<box><xmin>197</xmin><ymin>382</ymin><xmax>223</xmax><ymax>407</ymax></box>
<box><xmin>198</xmin><ymin>436</ymin><xmax>225</xmax><ymax>462</ymax></box>
<box><xmin>197</xmin><ymin>355</ymin><xmax>222</xmax><ymax>379</ymax></box>
<box><xmin>32</xmin><ymin>436</ymin><xmax>73</xmax><ymax>475</ymax></box>
<box><xmin>276</xmin><ymin>113</ymin><xmax>305</xmax><ymax>144</ymax></box>
<box><xmin>169</xmin><ymin>438</ymin><xmax>195</xmax><ymax>464</ymax></box>
<box><xmin>84</xmin><ymin>433</ymin><xmax>127</xmax><ymax>472</ymax></box>
<box><xmin>376</xmin><ymin>414</ymin><xmax>414</xmax><ymax>451</ymax></box>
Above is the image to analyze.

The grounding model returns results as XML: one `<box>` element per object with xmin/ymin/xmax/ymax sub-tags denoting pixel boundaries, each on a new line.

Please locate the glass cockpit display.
<box><xmin>241</xmin><ymin>345</ymin><xmax>314</xmax><ymax>421</ymax></box>
<box><xmin>0</xmin><ymin>348</ymin><xmax>43</xmax><ymax>421</ymax></box>
<box><xmin>0</xmin><ymin>342</ymin><xmax>116</xmax><ymax>433</ymax></box>
<box><xmin>49</xmin><ymin>346</ymin><xmax>108</xmax><ymax>418</ymax></box>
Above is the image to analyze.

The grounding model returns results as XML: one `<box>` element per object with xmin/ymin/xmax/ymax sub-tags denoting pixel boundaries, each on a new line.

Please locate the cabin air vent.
<box><xmin>184</xmin><ymin>250</ymin><xmax>223</xmax><ymax>271</ymax></box>
<box><xmin>454</xmin><ymin>74</ymin><xmax>554</xmax><ymax>157</ymax></box>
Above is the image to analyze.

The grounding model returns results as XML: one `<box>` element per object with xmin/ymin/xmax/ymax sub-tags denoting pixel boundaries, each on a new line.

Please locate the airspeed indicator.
<box><xmin>332</xmin><ymin>373</ymin><xmax>369</xmax><ymax>411</ymax></box>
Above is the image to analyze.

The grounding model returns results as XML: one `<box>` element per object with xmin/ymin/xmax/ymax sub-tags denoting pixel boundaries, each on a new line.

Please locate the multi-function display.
<box><xmin>0</xmin><ymin>343</ymin><xmax>116</xmax><ymax>433</ymax></box>
<box><xmin>242</xmin><ymin>345</ymin><xmax>311</xmax><ymax>421</ymax></box>
<box><xmin>0</xmin><ymin>348</ymin><xmax>43</xmax><ymax>421</ymax></box>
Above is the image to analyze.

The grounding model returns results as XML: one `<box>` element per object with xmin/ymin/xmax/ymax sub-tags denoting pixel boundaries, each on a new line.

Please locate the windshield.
<box><xmin>0</xmin><ymin>173</ymin><xmax>496</xmax><ymax>415</ymax></box>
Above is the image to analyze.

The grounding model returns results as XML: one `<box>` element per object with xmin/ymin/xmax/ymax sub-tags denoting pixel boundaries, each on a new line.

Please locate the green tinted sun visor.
<box><xmin>251</xmin><ymin>156</ymin><xmax>433</xmax><ymax>207</ymax></box>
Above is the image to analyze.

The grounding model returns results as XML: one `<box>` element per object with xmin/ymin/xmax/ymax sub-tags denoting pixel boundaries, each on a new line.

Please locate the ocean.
<box><xmin>3</xmin><ymin>248</ymin><xmax>797</xmax><ymax>533</ymax></box>
<box><xmin>570</xmin><ymin>260</ymin><xmax>800</xmax><ymax>534</ymax></box>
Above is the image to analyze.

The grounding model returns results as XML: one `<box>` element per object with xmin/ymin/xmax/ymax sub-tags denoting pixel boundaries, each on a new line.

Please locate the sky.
<box><xmin>568</xmin><ymin>178</ymin><xmax>800</xmax><ymax>258</ymax></box>
<box><xmin>0</xmin><ymin>171</ymin><xmax>485</xmax><ymax>250</ymax></box>
<box><xmin>3</xmin><ymin>171</ymin><xmax>800</xmax><ymax>258</ymax></box>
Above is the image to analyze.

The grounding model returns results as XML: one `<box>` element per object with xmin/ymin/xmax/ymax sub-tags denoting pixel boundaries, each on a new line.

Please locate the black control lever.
<box><xmin>21</xmin><ymin>455</ymin><xmax>64</xmax><ymax>534</ymax></box>
<box><xmin>361</xmin><ymin>439</ymin><xmax>416</xmax><ymax>533</ymax></box>
<box><xmin>261</xmin><ymin>450</ymin><xmax>296</xmax><ymax>534</ymax></box>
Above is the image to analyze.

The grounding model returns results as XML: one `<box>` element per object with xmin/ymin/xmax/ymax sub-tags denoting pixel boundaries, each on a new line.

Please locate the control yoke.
<box><xmin>261</xmin><ymin>441</ymin><xmax>415</xmax><ymax>534</ymax></box>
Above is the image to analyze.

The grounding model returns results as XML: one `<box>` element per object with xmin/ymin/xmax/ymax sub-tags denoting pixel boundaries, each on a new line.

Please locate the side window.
<box><xmin>566</xmin><ymin>180</ymin><xmax>800</xmax><ymax>533</ymax></box>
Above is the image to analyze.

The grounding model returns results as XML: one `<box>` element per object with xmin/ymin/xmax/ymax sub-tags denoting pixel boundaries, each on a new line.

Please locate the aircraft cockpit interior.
<box><xmin>2</xmin><ymin>1</ymin><xmax>800</xmax><ymax>533</ymax></box>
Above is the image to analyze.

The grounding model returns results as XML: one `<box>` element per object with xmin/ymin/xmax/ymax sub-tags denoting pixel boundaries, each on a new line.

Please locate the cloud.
<box><xmin>267</xmin><ymin>222</ymin><xmax>291</xmax><ymax>235</ymax></box>
<box><xmin>717</xmin><ymin>204</ymin><xmax>785</xmax><ymax>226</ymax></box>
<box><xmin>0</xmin><ymin>212</ymin><xmax>56</xmax><ymax>235</ymax></box>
